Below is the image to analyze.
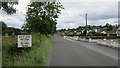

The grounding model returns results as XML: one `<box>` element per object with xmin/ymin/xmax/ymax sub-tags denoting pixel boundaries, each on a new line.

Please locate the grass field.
<box><xmin>2</xmin><ymin>33</ymin><xmax>53</xmax><ymax>66</ymax></box>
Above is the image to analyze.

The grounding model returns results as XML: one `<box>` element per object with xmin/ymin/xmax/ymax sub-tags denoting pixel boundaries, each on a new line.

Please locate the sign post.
<box><xmin>18</xmin><ymin>35</ymin><xmax>32</xmax><ymax>48</ymax></box>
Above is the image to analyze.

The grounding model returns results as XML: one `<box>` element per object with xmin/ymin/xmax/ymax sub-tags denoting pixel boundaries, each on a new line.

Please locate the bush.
<box><xmin>110</xmin><ymin>33</ymin><xmax>117</xmax><ymax>36</ymax></box>
<box><xmin>2</xmin><ymin>33</ymin><xmax>53</xmax><ymax>66</ymax></box>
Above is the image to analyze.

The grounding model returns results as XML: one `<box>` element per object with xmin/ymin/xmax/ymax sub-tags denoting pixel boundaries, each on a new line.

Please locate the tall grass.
<box><xmin>2</xmin><ymin>33</ymin><xmax>53</xmax><ymax>66</ymax></box>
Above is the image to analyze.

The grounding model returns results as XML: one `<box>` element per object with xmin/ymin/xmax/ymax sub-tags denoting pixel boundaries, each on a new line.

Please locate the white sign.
<box><xmin>18</xmin><ymin>35</ymin><xmax>32</xmax><ymax>47</ymax></box>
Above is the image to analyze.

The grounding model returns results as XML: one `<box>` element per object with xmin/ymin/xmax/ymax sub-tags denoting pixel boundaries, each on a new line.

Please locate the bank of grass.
<box><xmin>118</xmin><ymin>39</ymin><xmax>120</xmax><ymax>42</ymax></box>
<box><xmin>2</xmin><ymin>33</ymin><xmax>53</xmax><ymax>66</ymax></box>
<box><xmin>113</xmin><ymin>39</ymin><xmax>120</xmax><ymax>43</ymax></box>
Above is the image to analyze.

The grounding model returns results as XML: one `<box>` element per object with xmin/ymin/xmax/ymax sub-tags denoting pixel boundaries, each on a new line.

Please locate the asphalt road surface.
<box><xmin>48</xmin><ymin>35</ymin><xmax>118</xmax><ymax>66</ymax></box>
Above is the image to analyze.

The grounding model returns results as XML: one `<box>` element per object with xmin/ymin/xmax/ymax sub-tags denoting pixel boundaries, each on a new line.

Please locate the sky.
<box><xmin>0</xmin><ymin>0</ymin><xmax>119</xmax><ymax>29</ymax></box>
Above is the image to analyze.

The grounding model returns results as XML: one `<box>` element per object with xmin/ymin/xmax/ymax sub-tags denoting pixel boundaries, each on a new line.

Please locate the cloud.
<box><xmin>0</xmin><ymin>10</ymin><xmax>25</xmax><ymax>28</ymax></box>
<box><xmin>88</xmin><ymin>18</ymin><xmax>118</xmax><ymax>26</ymax></box>
<box><xmin>59</xmin><ymin>0</ymin><xmax>119</xmax><ymax>2</ymax></box>
<box><xmin>86</xmin><ymin>3</ymin><xmax>118</xmax><ymax>20</ymax></box>
<box><xmin>0</xmin><ymin>1</ymin><xmax>118</xmax><ymax>30</ymax></box>
<box><xmin>57</xmin><ymin>2</ymin><xmax>118</xmax><ymax>29</ymax></box>
<box><xmin>0</xmin><ymin>0</ymin><xmax>30</xmax><ymax>28</ymax></box>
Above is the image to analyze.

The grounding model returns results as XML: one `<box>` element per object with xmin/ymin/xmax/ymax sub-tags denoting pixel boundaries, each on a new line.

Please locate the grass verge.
<box><xmin>2</xmin><ymin>33</ymin><xmax>53</xmax><ymax>66</ymax></box>
<box><xmin>113</xmin><ymin>39</ymin><xmax>120</xmax><ymax>43</ymax></box>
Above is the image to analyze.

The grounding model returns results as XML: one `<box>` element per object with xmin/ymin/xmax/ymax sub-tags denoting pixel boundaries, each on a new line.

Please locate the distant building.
<box><xmin>117</xmin><ymin>26</ymin><xmax>120</xmax><ymax>36</ymax></box>
<box><xmin>76</xmin><ymin>32</ymin><xmax>81</xmax><ymax>35</ymax></box>
<box><xmin>81</xmin><ymin>29</ymin><xmax>85</xmax><ymax>34</ymax></box>
<box><xmin>94</xmin><ymin>29</ymin><xmax>98</xmax><ymax>33</ymax></box>
<box><xmin>101</xmin><ymin>31</ymin><xmax>106</xmax><ymax>34</ymax></box>
<box><xmin>88</xmin><ymin>30</ymin><xmax>92</xmax><ymax>33</ymax></box>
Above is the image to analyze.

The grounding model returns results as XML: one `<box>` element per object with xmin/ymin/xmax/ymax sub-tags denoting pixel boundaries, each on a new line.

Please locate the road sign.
<box><xmin>18</xmin><ymin>35</ymin><xmax>32</xmax><ymax>48</ymax></box>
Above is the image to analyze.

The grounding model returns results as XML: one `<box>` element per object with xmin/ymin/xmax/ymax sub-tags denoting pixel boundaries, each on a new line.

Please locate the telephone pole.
<box><xmin>80</xmin><ymin>13</ymin><xmax>88</xmax><ymax>37</ymax></box>
<box><xmin>85</xmin><ymin>13</ymin><xmax>88</xmax><ymax>36</ymax></box>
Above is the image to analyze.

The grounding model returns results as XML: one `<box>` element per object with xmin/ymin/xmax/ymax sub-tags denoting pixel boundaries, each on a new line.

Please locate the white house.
<box><xmin>101</xmin><ymin>31</ymin><xmax>106</xmax><ymax>34</ymax></box>
<box><xmin>117</xmin><ymin>26</ymin><xmax>120</xmax><ymax>36</ymax></box>
<box><xmin>94</xmin><ymin>29</ymin><xmax>98</xmax><ymax>33</ymax></box>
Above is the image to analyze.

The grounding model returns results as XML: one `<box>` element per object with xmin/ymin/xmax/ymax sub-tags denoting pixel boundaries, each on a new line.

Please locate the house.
<box><xmin>81</xmin><ymin>29</ymin><xmax>85</xmax><ymax>34</ymax></box>
<box><xmin>76</xmin><ymin>32</ymin><xmax>81</xmax><ymax>35</ymax></box>
<box><xmin>88</xmin><ymin>30</ymin><xmax>92</xmax><ymax>33</ymax></box>
<box><xmin>94</xmin><ymin>29</ymin><xmax>98</xmax><ymax>33</ymax></box>
<box><xmin>101</xmin><ymin>31</ymin><xmax>106</xmax><ymax>34</ymax></box>
<box><xmin>117</xmin><ymin>26</ymin><xmax>120</xmax><ymax>36</ymax></box>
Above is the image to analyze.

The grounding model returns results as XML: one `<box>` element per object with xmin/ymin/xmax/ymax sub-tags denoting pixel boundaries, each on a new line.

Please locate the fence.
<box><xmin>97</xmin><ymin>39</ymin><xmax>119</xmax><ymax>48</ymax></box>
<box><xmin>63</xmin><ymin>36</ymin><xmax>119</xmax><ymax>49</ymax></box>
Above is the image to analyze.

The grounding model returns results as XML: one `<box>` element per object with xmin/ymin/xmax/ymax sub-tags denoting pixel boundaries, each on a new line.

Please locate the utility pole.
<box><xmin>85</xmin><ymin>13</ymin><xmax>88</xmax><ymax>36</ymax></box>
<box><xmin>80</xmin><ymin>13</ymin><xmax>88</xmax><ymax>37</ymax></box>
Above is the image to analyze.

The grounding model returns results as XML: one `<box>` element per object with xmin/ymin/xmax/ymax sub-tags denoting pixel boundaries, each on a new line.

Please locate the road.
<box><xmin>48</xmin><ymin>35</ymin><xmax>118</xmax><ymax>66</ymax></box>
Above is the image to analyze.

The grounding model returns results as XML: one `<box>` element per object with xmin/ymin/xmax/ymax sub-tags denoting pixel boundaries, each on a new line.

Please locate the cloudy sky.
<box><xmin>0</xmin><ymin>0</ymin><xmax>119</xmax><ymax>29</ymax></box>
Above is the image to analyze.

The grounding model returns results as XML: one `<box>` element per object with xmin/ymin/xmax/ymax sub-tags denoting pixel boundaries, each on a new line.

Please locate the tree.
<box><xmin>107</xmin><ymin>25</ymin><xmax>113</xmax><ymax>31</ymax></box>
<box><xmin>0</xmin><ymin>21</ymin><xmax>7</xmax><ymax>35</ymax></box>
<box><xmin>0</xmin><ymin>1</ymin><xmax>18</xmax><ymax>14</ymax></box>
<box><xmin>99</xmin><ymin>25</ymin><xmax>102</xmax><ymax>28</ymax></box>
<box><xmin>105</xmin><ymin>23</ymin><xmax>110</xmax><ymax>27</ymax></box>
<box><xmin>0</xmin><ymin>21</ymin><xmax>7</xmax><ymax>31</ymax></box>
<box><xmin>0</xmin><ymin>21</ymin><xmax>21</xmax><ymax>35</ymax></box>
<box><xmin>23</xmin><ymin>2</ymin><xmax>64</xmax><ymax>35</ymax></box>
<box><xmin>83</xmin><ymin>29</ymin><xmax>87</xmax><ymax>35</ymax></box>
<box><xmin>5</xmin><ymin>27</ymin><xmax>21</xmax><ymax>36</ymax></box>
<box><xmin>104</xmin><ymin>23</ymin><xmax>113</xmax><ymax>31</ymax></box>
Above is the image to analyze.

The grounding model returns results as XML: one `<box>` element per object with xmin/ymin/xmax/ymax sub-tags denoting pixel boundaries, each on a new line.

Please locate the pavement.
<box><xmin>48</xmin><ymin>35</ymin><xmax>118</xmax><ymax>66</ymax></box>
